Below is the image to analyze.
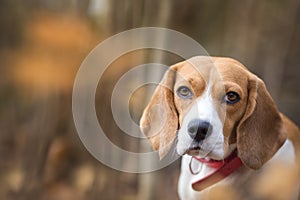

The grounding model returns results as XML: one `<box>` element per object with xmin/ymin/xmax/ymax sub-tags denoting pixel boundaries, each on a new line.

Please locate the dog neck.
<box><xmin>189</xmin><ymin>149</ymin><xmax>243</xmax><ymax>191</ymax></box>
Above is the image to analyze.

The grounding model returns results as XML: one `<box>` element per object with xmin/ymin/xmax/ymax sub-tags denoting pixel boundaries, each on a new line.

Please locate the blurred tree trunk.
<box><xmin>107</xmin><ymin>1</ymin><xmax>174</xmax><ymax>199</ymax></box>
<box><xmin>0</xmin><ymin>0</ymin><xmax>26</xmax><ymax>48</ymax></box>
<box><xmin>106</xmin><ymin>1</ymin><xmax>300</xmax><ymax>199</ymax></box>
<box><xmin>98</xmin><ymin>0</ymin><xmax>300</xmax><ymax>199</ymax></box>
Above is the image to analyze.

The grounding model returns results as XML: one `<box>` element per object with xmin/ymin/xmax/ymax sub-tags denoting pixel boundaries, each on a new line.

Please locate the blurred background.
<box><xmin>0</xmin><ymin>0</ymin><xmax>299</xmax><ymax>199</ymax></box>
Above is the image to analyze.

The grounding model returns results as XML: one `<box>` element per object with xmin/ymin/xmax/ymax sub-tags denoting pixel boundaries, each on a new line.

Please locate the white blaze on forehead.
<box><xmin>184</xmin><ymin>59</ymin><xmax>225</xmax><ymax>135</ymax></box>
<box><xmin>176</xmin><ymin>88</ymin><xmax>225</xmax><ymax>158</ymax></box>
<box><xmin>176</xmin><ymin>59</ymin><xmax>227</xmax><ymax>159</ymax></box>
<box><xmin>188</xmin><ymin>57</ymin><xmax>226</xmax><ymax>126</ymax></box>
<box><xmin>185</xmin><ymin>90</ymin><xmax>215</xmax><ymax>124</ymax></box>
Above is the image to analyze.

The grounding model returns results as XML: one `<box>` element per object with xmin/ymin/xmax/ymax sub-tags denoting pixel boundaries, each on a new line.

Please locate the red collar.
<box><xmin>191</xmin><ymin>149</ymin><xmax>243</xmax><ymax>191</ymax></box>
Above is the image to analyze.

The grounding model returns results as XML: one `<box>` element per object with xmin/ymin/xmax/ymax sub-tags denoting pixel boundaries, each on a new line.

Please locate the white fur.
<box><xmin>175</xmin><ymin>79</ymin><xmax>298</xmax><ymax>199</ymax></box>
<box><xmin>174</xmin><ymin>61</ymin><xmax>298</xmax><ymax>199</ymax></box>
<box><xmin>176</xmin><ymin>87</ymin><xmax>226</xmax><ymax>159</ymax></box>
<box><xmin>178</xmin><ymin>139</ymin><xmax>297</xmax><ymax>200</ymax></box>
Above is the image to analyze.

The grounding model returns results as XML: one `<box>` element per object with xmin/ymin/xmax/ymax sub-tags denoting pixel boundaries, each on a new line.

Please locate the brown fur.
<box><xmin>140</xmin><ymin>64</ymin><xmax>180</xmax><ymax>158</ymax></box>
<box><xmin>236</xmin><ymin>75</ymin><xmax>287</xmax><ymax>169</ymax></box>
<box><xmin>140</xmin><ymin>56</ymin><xmax>300</xmax><ymax>170</ymax></box>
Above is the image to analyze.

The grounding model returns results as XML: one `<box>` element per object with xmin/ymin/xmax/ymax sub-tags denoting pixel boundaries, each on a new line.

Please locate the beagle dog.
<box><xmin>140</xmin><ymin>56</ymin><xmax>300</xmax><ymax>199</ymax></box>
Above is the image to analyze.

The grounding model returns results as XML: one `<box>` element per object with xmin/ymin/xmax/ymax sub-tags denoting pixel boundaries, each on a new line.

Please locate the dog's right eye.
<box><xmin>177</xmin><ymin>86</ymin><xmax>193</xmax><ymax>99</ymax></box>
<box><xmin>224</xmin><ymin>91</ymin><xmax>240</xmax><ymax>104</ymax></box>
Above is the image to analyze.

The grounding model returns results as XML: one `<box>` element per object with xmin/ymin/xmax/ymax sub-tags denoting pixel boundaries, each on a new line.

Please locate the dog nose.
<box><xmin>187</xmin><ymin>119</ymin><xmax>212</xmax><ymax>142</ymax></box>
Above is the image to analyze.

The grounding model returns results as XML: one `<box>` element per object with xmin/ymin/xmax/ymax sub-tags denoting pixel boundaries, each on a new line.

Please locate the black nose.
<box><xmin>187</xmin><ymin>119</ymin><xmax>212</xmax><ymax>142</ymax></box>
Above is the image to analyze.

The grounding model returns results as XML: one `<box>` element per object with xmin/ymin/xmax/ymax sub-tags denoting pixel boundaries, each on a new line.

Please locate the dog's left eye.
<box><xmin>177</xmin><ymin>86</ymin><xmax>193</xmax><ymax>99</ymax></box>
<box><xmin>224</xmin><ymin>92</ymin><xmax>240</xmax><ymax>104</ymax></box>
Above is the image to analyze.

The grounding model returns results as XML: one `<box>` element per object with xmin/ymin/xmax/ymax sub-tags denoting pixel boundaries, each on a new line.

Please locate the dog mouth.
<box><xmin>185</xmin><ymin>142</ymin><xmax>202</xmax><ymax>156</ymax></box>
<box><xmin>185</xmin><ymin>142</ymin><xmax>216</xmax><ymax>158</ymax></box>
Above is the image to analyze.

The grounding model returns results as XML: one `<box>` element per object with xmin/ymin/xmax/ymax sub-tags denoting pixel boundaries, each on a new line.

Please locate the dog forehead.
<box><xmin>176</xmin><ymin>63</ymin><xmax>204</xmax><ymax>82</ymax></box>
<box><xmin>176</xmin><ymin>57</ymin><xmax>250</xmax><ymax>85</ymax></box>
<box><xmin>213</xmin><ymin>58</ymin><xmax>250</xmax><ymax>86</ymax></box>
<box><xmin>175</xmin><ymin>59</ymin><xmax>215</xmax><ymax>83</ymax></box>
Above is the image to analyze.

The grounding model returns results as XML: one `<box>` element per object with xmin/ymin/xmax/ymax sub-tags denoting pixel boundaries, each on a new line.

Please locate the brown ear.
<box><xmin>237</xmin><ymin>74</ymin><xmax>287</xmax><ymax>169</ymax></box>
<box><xmin>140</xmin><ymin>65</ymin><xmax>180</xmax><ymax>158</ymax></box>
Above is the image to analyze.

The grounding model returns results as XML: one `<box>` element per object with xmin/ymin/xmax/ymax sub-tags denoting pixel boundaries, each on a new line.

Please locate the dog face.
<box><xmin>174</xmin><ymin>57</ymin><xmax>249</xmax><ymax>160</ymax></box>
<box><xmin>140</xmin><ymin>56</ymin><xmax>286</xmax><ymax>169</ymax></box>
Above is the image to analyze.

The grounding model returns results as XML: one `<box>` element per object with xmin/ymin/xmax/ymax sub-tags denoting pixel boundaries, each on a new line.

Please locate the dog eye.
<box><xmin>177</xmin><ymin>86</ymin><xmax>193</xmax><ymax>99</ymax></box>
<box><xmin>225</xmin><ymin>92</ymin><xmax>240</xmax><ymax>104</ymax></box>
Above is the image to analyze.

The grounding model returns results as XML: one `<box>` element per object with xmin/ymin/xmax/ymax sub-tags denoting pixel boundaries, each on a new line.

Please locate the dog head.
<box><xmin>140</xmin><ymin>56</ymin><xmax>286</xmax><ymax>169</ymax></box>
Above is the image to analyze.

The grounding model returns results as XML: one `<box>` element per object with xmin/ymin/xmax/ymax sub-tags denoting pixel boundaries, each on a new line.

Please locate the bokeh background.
<box><xmin>0</xmin><ymin>0</ymin><xmax>299</xmax><ymax>199</ymax></box>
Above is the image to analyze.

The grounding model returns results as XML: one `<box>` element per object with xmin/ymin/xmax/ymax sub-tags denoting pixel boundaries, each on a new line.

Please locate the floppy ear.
<box><xmin>237</xmin><ymin>74</ymin><xmax>287</xmax><ymax>170</ymax></box>
<box><xmin>140</xmin><ymin>65</ymin><xmax>180</xmax><ymax>158</ymax></box>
